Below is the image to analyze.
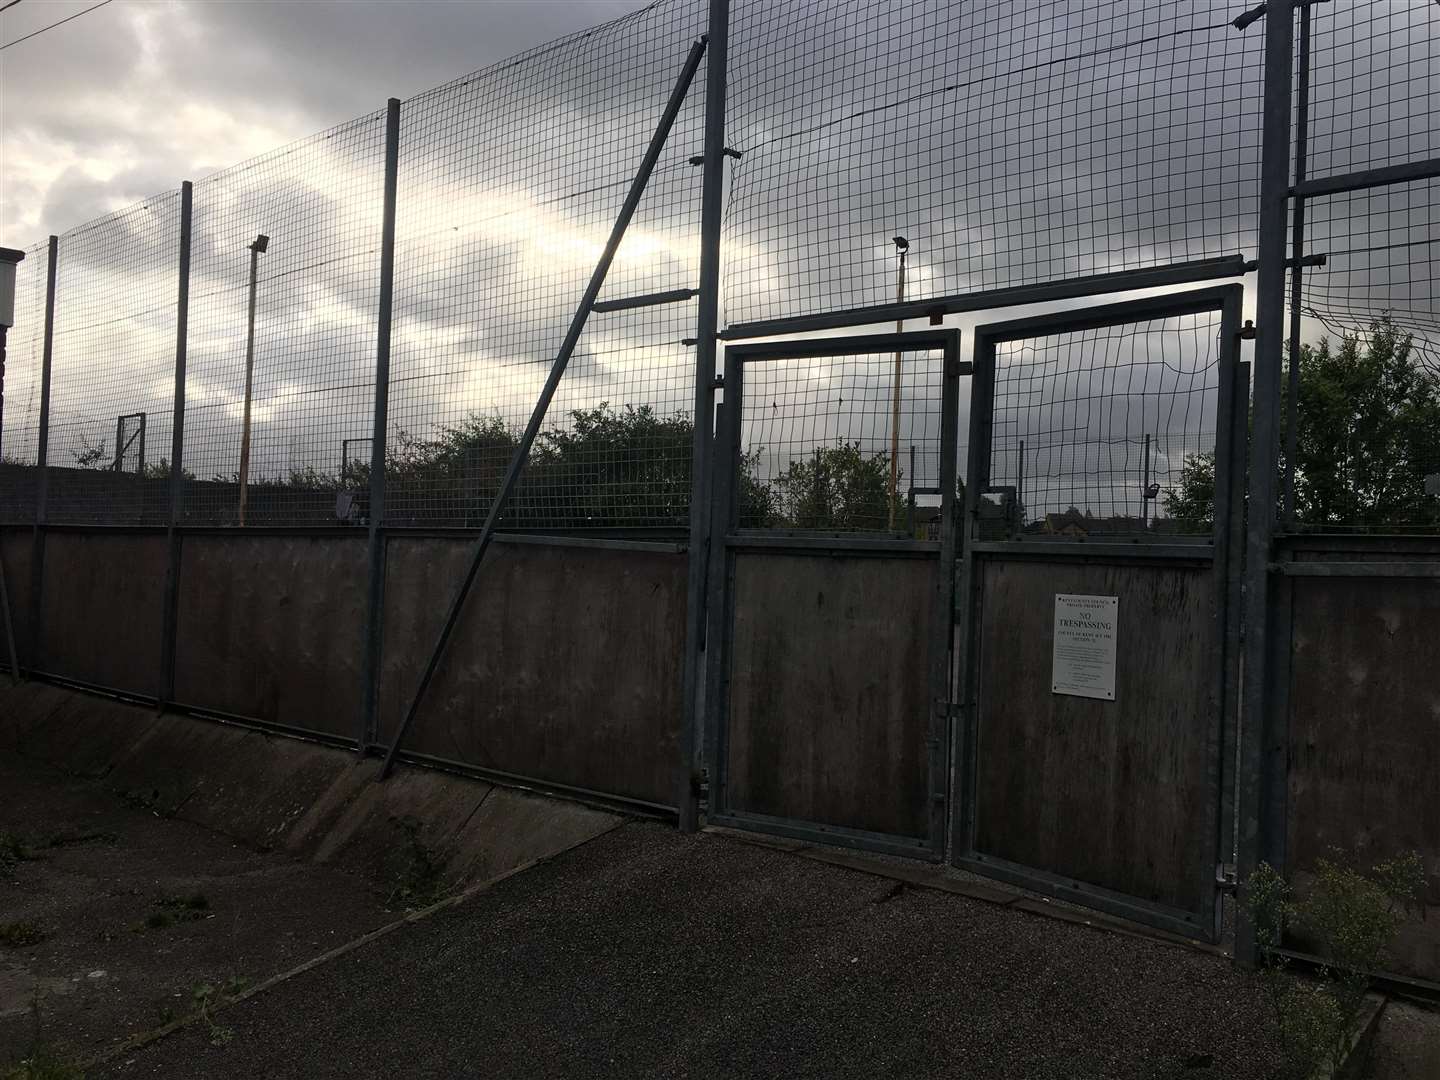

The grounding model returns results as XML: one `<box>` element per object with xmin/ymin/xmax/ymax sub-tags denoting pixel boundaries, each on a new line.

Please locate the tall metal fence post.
<box><xmin>158</xmin><ymin>181</ymin><xmax>193</xmax><ymax>707</ymax></box>
<box><xmin>1237</xmin><ymin>0</ymin><xmax>1295</xmax><ymax>964</ymax></box>
<box><xmin>27</xmin><ymin>235</ymin><xmax>58</xmax><ymax>672</ymax></box>
<box><xmin>1282</xmin><ymin>1</ymin><xmax>1312</xmax><ymax>529</ymax></box>
<box><xmin>361</xmin><ymin>97</ymin><xmax>402</xmax><ymax>753</ymax></box>
<box><xmin>677</xmin><ymin>0</ymin><xmax>730</xmax><ymax>831</ymax></box>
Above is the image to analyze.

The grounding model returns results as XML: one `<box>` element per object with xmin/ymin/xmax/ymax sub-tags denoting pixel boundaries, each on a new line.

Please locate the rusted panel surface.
<box><xmin>1288</xmin><ymin>571</ymin><xmax>1440</xmax><ymax>981</ymax></box>
<box><xmin>379</xmin><ymin>537</ymin><xmax>686</xmax><ymax>806</ymax></box>
<box><xmin>174</xmin><ymin>535</ymin><xmax>367</xmax><ymax>740</ymax></box>
<box><xmin>38</xmin><ymin>531</ymin><xmax>168</xmax><ymax>695</ymax></box>
<box><xmin>974</xmin><ymin>557</ymin><xmax>1217</xmax><ymax>915</ymax></box>
<box><xmin>0</xmin><ymin>527</ymin><xmax>33</xmax><ymax>668</ymax></box>
<box><xmin>725</xmin><ymin>553</ymin><xmax>934</xmax><ymax>839</ymax></box>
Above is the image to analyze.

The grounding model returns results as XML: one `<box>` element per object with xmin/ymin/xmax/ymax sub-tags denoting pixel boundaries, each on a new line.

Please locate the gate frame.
<box><xmin>949</xmin><ymin>285</ymin><xmax>1246</xmax><ymax>941</ymax></box>
<box><xmin>705</xmin><ymin>329</ymin><xmax>965</xmax><ymax>860</ymax></box>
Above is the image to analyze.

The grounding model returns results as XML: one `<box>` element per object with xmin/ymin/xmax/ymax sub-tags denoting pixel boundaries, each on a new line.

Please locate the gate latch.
<box><xmin>1215</xmin><ymin>863</ymin><xmax>1238</xmax><ymax>893</ymax></box>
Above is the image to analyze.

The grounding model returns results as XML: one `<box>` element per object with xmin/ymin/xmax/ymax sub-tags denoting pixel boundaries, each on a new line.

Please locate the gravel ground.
<box><xmin>100</xmin><ymin>821</ymin><xmax>1287</xmax><ymax>1080</ymax></box>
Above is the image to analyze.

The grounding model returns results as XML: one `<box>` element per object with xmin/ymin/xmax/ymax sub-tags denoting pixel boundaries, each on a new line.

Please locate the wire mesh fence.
<box><xmin>721</xmin><ymin>0</ymin><xmax>1264</xmax><ymax>327</ymax></box>
<box><xmin>1286</xmin><ymin>0</ymin><xmax>1440</xmax><ymax>533</ymax></box>
<box><xmin>1</xmin><ymin>0</ymin><xmax>1435</xmax><ymax>536</ymax></box>
<box><xmin>43</xmin><ymin>194</ymin><xmax>180</xmax><ymax>525</ymax></box>
<box><xmin>986</xmin><ymin>313</ymin><xmax>1223</xmax><ymax>539</ymax></box>
<box><xmin>734</xmin><ymin>348</ymin><xmax>946</xmax><ymax>534</ymax></box>
<box><xmin>387</xmin><ymin>0</ymin><xmax>707</xmax><ymax>530</ymax></box>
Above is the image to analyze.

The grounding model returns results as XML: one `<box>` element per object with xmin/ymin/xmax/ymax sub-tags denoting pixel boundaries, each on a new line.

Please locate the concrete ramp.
<box><xmin>0</xmin><ymin>681</ymin><xmax>622</xmax><ymax>890</ymax></box>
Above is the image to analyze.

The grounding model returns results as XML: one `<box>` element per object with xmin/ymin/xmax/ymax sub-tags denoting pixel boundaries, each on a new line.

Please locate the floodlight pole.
<box><xmin>888</xmin><ymin>237</ymin><xmax>909</xmax><ymax>530</ymax></box>
<box><xmin>237</xmin><ymin>234</ymin><xmax>269</xmax><ymax>526</ymax></box>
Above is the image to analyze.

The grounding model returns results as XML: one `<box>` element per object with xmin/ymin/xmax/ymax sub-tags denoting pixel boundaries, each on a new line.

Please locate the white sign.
<box><xmin>1052</xmin><ymin>594</ymin><xmax>1118</xmax><ymax>701</ymax></box>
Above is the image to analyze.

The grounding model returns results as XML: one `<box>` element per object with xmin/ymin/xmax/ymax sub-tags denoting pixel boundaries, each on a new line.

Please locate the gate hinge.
<box><xmin>1216</xmin><ymin>863</ymin><xmax>1238</xmax><ymax>893</ymax></box>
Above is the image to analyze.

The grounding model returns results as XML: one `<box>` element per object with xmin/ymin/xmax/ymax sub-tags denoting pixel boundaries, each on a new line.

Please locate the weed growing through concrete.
<box><xmin>1</xmin><ymin>1001</ymin><xmax>83</xmax><ymax>1080</ymax></box>
<box><xmin>192</xmin><ymin>976</ymin><xmax>250</xmax><ymax>1048</ymax></box>
<box><xmin>385</xmin><ymin>817</ymin><xmax>450</xmax><ymax>911</ymax></box>
<box><xmin>134</xmin><ymin>893</ymin><xmax>211</xmax><ymax>933</ymax></box>
<box><xmin>0</xmin><ymin>921</ymin><xmax>47</xmax><ymax>948</ymax></box>
<box><xmin>1245</xmin><ymin>850</ymin><xmax>1426</xmax><ymax>1078</ymax></box>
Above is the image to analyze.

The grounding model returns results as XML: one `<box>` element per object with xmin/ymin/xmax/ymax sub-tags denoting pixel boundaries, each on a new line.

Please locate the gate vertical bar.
<box><xmin>28</xmin><ymin>236</ymin><xmax>58</xmax><ymax>672</ymax></box>
<box><xmin>1282</xmin><ymin>1</ymin><xmax>1312</xmax><ymax>529</ymax></box>
<box><xmin>1237</xmin><ymin>0</ymin><xmax>1295</xmax><ymax>963</ymax></box>
<box><xmin>678</xmin><ymin>0</ymin><xmax>730</xmax><ymax>829</ymax></box>
<box><xmin>159</xmin><ymin>181</ymin><xmax>193</xmax><ymax>707</ymax></box>
<box><xmin>360</xmin><ymin>97</ymin><xmax>401</xmax><ymax>753</ymax></box>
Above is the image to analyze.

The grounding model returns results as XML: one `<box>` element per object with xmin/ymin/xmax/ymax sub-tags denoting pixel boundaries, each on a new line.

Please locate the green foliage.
<box><xmin>192</xmin><ymin>976</ymin><xmax>249</xmax><ymax>1048</ymax></box>
<box><xmin>1163</xmin><ymin>319</ymin><xmax>1440</xmax><ymax>531</ymax></box>
<box><xmin>385</xmin><ymin>817</ymin><xmax>449</xmax><ymax>911</ymax></box>
<box><xmin>0</xmin><ymin>921</ymin><xmax>47</xmax><ymax>948</ymax></box>
<box><xmin>1163</xmin><ymin>451</ymin><xmax>1216</xmax><ymax>532</ymax></box>
<box><xmin>1243</xmin><ymin>850</ymin><xmax>1426</xmax><ymax>1078</ymax></box>
<box><xmin>140</xmin><ymin>458</ymin><xmax>194</xmax><ymax>481</ymax></box>
<box><xmin>771</xmin><ymin>443</ymin><xmax>894</xmax><ymax>530</ymax></box>
<box><xmin>1</xmin><ymin>1045</ymin><xmax>83</xmax><ymax>1080</ymax></box>
<box><xmin>1286</xmin><ymin>318</ymin><xmax>1440</xmax><ymax>528</ymax></box>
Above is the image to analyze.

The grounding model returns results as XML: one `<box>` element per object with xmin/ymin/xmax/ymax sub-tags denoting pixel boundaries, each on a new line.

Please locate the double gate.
<box><xmin>707</xmin><ymin>288</ymin><xmax>1247</xmax><ymax>941</ymax></box>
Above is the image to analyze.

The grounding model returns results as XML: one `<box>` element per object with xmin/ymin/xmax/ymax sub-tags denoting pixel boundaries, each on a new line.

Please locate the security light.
<box><xmin>892</xmin><ymin>236</ymin><xmax>909</xmax><ymax>251</ymax></box>
<box><xmin>250</xmin><ymin>234</ymin><xmax>270</xmax><ymax>254</ymax></box>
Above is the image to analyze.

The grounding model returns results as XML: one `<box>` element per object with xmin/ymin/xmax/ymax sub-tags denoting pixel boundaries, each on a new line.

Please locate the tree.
<box><xmin>1163</xmin><ymin>319</ymin><xmax>1440</xmax><ymax>532</ymax></box>
<box><xmin>772</xmin><ymin>443</ymin><xmax>892</xmax><ymax>530</ymax></box>
<box><xmin>1286</xmin><ymin>319</ymin><xmax>1440</xmax><ymax>529</ymax></box>
<box><xmin>1164</xmin><ymin>451</ymin><xmax>1216</xmax><ymax>532</ymax></box>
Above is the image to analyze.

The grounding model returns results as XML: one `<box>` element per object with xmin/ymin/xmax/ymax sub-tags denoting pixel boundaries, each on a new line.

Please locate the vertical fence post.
<box><xmin>158</xmin><ymin>181</ymin><xmax>193</xmax><ymax>708</ymax></box>
<box><xmin>1237</xmin><ymin>0</ymin><xmax>1295</xmax><ymax>964</ymax></box>
<box><xmin>677</xmin><ymin>0</ymin><xmax>731</xmax><ymax>830</ymax></box>
<box><xmin>27</xmin><ymin>236</ymin><xmax>58</xmax><ymax>672</ymax></box>
<box><xmin>1282</xmin><ymin>3</ymin><xmax>1312</xmax><ymax>529</ymax></box>
<box><xmin>360</xmin><ymin>98</ymin><xmax>401</xmax><ymax>753</ymax></box>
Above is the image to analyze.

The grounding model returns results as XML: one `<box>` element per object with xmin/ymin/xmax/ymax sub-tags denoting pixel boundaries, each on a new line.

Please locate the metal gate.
<box><xmin>951</xmin><ymin>287</ymin><xmax>1247</xmax><ymax>940</ymax></box>
<box><xmin>705</xmin><ymin>330</ymin><xmax>964</xmax><ymax>859</ymax></box>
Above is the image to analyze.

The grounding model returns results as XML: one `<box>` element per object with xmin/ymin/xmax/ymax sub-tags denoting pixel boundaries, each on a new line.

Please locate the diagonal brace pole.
<box><xmin>379</xmin><ymin>35</ymin><xmax>708</xmax><ymax>781</ymax></box>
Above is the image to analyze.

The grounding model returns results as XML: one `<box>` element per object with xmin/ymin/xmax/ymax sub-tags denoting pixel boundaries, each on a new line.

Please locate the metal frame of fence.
<box><xmin>1</xmin><ymin>0</ymin><xmax>1436</xmax><ymax>965</ymax></box>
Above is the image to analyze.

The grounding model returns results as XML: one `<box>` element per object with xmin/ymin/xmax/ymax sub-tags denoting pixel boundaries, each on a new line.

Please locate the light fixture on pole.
<box><xmin>237</xmin><ymin>234</ymin><xmax>269</xmax><ymax>527</ymax></box>
<box><xmin>0</xmin><ymin>245</ymin><xmax>25</xmax><ymax>684</ymax></box>
<box><xmin>888</xmin><ymin>235</ymin><xmax>909</xmax><ymax>530</ymax></box>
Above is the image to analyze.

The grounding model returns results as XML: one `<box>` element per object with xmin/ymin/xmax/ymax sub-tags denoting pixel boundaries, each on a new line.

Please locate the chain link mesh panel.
<box><xmin>722</xmin><ymin>0</ymin><xmax>1264</xmax><ymax>327</ymax></box>
<box><xmin>183</xmin><ymin>112</ymin><xmax>388</xmax><ymax>526</ymax></box>
<box><xmin>387</xmin><ymin>0</ymin><xmax>707</xmax><ymax>530</ymax></box>
<box><xmin>986</xmin><ymin>313</ymin><xmax>1224</xmax><ymax>539</ymax></box>
<box><xmin>1288</xmin><ymin>1</ymin><xmax>1440</xmax><ymax>533</ymax></box>
<box><xmin>44</xmin><ymin>194</ymin><xmax>180</xmax><ymax>525</ymax></box>
<box><xmin>736</xmin><ymin>349</ymin><xmax>945</xmax><ymax>535</ymax></box>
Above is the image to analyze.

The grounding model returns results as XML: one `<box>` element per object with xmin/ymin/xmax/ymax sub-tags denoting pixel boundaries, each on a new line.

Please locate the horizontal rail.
<box><xmin>591</xmin><ymin>288</ymin><xmax>698</xmax><ymax>313</ymax></box>
<box><xmin>1270</xmin><ymin>560</ymin><xmax>1440</xmax><ymax>578</ymax></box>
<box><xmin>707</xmin><ymin>809</ymin><xmax>937</xmax><ymax>861</ymax></box>
<box><xmin>1292</xmin><ymin>157</ymin><xmax>1440</xmax><ymax>199</ymax></box>
<box><xmin>970</xmin><ymin>540</ymin><xmax>1216</xmax><ymax>561</ymax></box>
<box><xmin>726</xmin><ymin>533</ymin><xmax>940</xmax><ymax>556</ymax></box>
<box><xmin>723</xmin><ymin>256</ymin><xmax>1249</xmax><ymax>339</ymax></box>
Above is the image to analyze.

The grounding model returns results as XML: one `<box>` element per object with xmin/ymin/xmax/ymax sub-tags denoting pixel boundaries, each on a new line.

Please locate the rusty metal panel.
<box><xmin>1288</xmin><ymin>568</ymin><xmax>1440</xmax><ymax>982</ymax></box>
<box><xmin>974</xmin><ymin>557</ymin><xmax>1217</xmax><ymax>915</ymax></box>
<box><xmin>39</xmin><ymin>532</ymin><xmax>168</xmax><ymax>695</ymax></box>
<box><xmin>0</xmin><ymin>527</ymin><xmax>33</xmax><ymax>669</ymax></box>
<box><xmin>724</xmin><ymin>553</ymin><xmax>934</xmax><ymax>839</ymax></box>
<box><xmin>379</xmin><ymin>537</ymin><xmax>686</xmax><ymax>807</ymax></box>
<box><xmin>173</xmin><ymin>534</ymin><xmax>368</xmax><ymax>740</ymax></box>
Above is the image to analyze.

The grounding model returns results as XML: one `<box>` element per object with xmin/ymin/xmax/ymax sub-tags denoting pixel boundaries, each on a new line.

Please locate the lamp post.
<box><xmin>0</xmin><ymin>245</ymin><xmax>25</xmax><ymax>683</ymax></box>
<box><xmin>888</xmin><ymin>235</ymin><xmax>909</xmax><ymax>530</ymax></box>
<box><xmin>237</xmin><ymin>234</ymin><xmax>269</xmax><ymax>526</ymax></box>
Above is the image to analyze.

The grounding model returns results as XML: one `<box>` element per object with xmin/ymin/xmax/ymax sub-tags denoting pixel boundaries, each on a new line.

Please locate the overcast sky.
<box><xmin>0</xmin><ymin>0</ymin><xmax>1429</xmax><ymax>526</ymax></box>
<box><xmin>1</xmin><ymin>0</ymin><xmax>646</xmax><ymax>242</ymax></box>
